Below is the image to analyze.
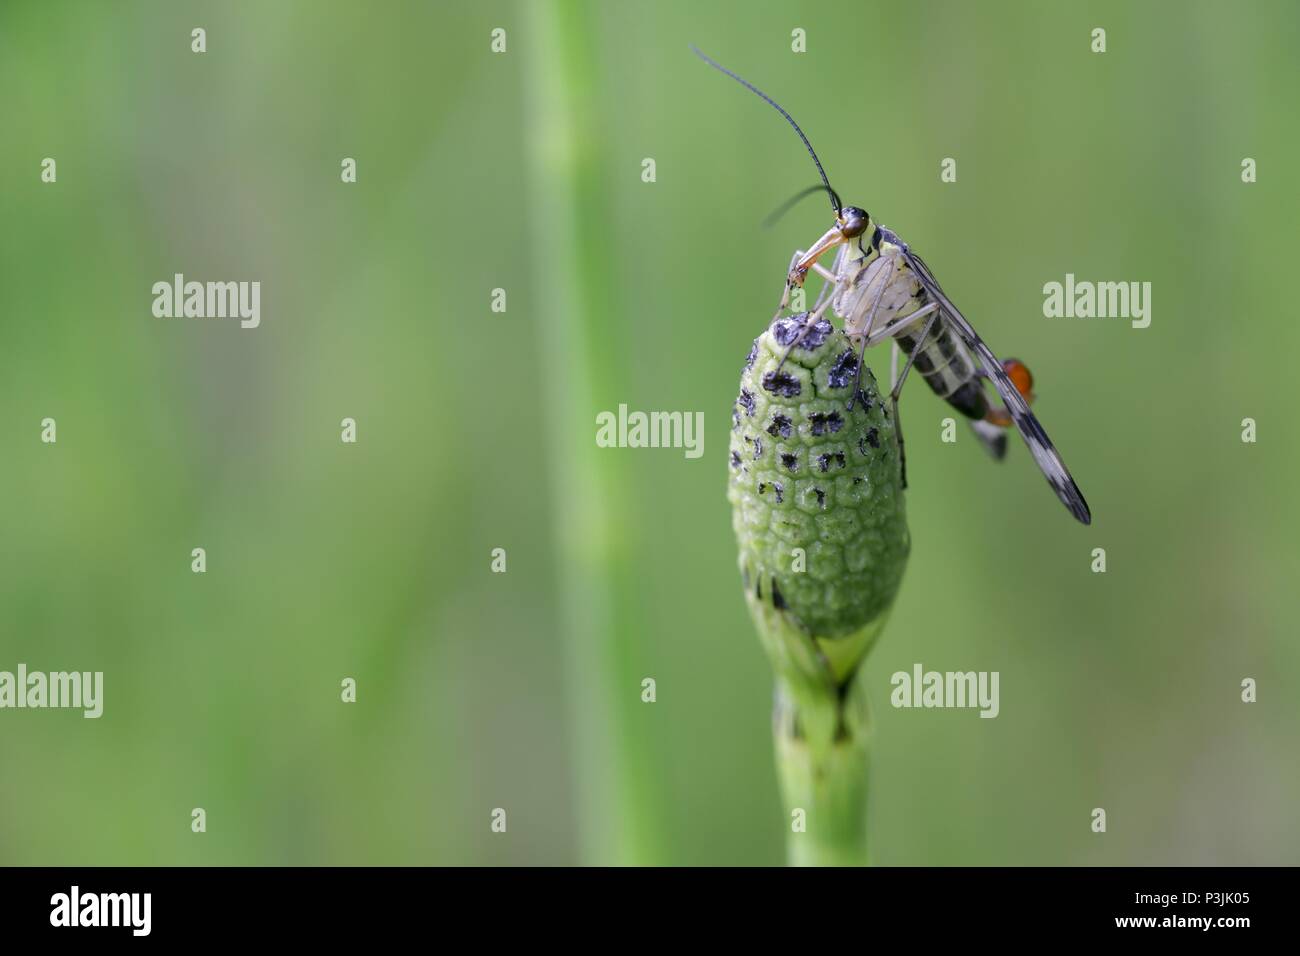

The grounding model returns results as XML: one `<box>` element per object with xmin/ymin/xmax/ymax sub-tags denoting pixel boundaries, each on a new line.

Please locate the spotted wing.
<box><xmin>899</xmin><ymin>246</ymin><xmax>1092</xmax><ymax>525</ymax></box>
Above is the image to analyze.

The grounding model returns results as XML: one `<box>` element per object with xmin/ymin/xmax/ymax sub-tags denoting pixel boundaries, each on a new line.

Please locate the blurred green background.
<box><xmin>2</xmin><ymin>0</ymin><xmax>1297</xmax><ymax>865</ymax></box>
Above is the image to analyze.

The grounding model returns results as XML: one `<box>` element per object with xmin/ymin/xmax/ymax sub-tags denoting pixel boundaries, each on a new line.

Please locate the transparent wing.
<box><xmin>899</xmin><ymin>245</ymin><xmax>1092</xmax><ymax>525</ymax></box>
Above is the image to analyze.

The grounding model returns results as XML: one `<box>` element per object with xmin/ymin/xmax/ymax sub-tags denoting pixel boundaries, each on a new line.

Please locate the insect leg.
<box><xmin>889</xmin><ymin>308</ymin><xmax>940</xmax><ymax>399</ymax></box>
<box><xmin>774</xmin><ymin>286</ymin><xmax>842</xmax><ymax>371</ymax></box>
<box><xmin>773</xmin><ymin>257</ymin><xmax>843</xmax><ymax>372</ymax></box>
<box><xmin>773</xmin><ymin>251</ymin><xmax>803</xmax><ymax>318</ymax></box>
<box><xmin>811</xmin><ymin>272</ymin><xmax>834</xmax><ymax>312</ymax></box>
<box><xmin>807</xmin><ymin>260</ymin><xmax>837</xmax><ymax>284</ymax></box>
<box><xmin>774</xmin><ymin>250</ymin><xmax>837</xmax><ymax>320</ymax></box>
<box><xmin>890</xmin><ymin>340</ymin><xmax>908</xmax><ymax>488</ymax></box>
<box><xmin>886</xmin><ymin>308</ymin><xmax>941</xmax><ymax>489</ymax></box>
<box><xmin>861</xmin><ymin>300</ymin><xmax>939</xmax><ymax>348</ymax></box>
<box><xmin>843</xmin><ymin>277</ymin><xmax>938</xmax><ymax>411</ymax></box>
<box><xmin>812</xmin><ymin>243</ymin><xmax>850</xmax><ymax>313</ymax></box>
<box><xmin>839</xmin><ymin>265</ymin><xmax>893</xmax><ymax>410</ymax></box>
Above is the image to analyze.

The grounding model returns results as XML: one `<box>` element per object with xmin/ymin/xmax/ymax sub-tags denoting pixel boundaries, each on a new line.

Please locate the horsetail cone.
<box><xmin>728</xmin><ymin>315</ymin><xmax>910</xmax><ymax>866</ymax></box>
<box><xmin>729</xmin><ymin>315</ymin><xmax>910</xmax><ymax>685</ymax></box>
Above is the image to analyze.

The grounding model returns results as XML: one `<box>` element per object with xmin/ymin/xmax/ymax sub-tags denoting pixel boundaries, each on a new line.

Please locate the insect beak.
<box><xmin>804</xmin><ymin>225</ymin><xmax>847</xmax><ymax>262</ymax></box>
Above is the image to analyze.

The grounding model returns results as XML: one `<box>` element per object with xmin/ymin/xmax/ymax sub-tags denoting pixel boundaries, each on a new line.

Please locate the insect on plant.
<box><xmin>694</xmin><ymin>46</ymin><xmax>1091</xmax><ymax>525</ymax></box>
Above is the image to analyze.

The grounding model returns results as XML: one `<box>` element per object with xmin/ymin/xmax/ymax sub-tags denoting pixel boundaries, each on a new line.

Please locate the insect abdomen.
<box><xmin>894</xmin><ymin>318</ymin><xmax>986</xmax><ymax>420</ymax></box>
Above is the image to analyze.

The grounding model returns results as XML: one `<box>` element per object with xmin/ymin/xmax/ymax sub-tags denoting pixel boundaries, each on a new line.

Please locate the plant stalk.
<box><xmin>773</xmin><ymin>673</ymin><xmax>871</xmax><ymax>866</ymax></box>
<box><xmin>524</xmin><ymin>0</ymin><xmax>663</xmax><ymax>865</ymax></box>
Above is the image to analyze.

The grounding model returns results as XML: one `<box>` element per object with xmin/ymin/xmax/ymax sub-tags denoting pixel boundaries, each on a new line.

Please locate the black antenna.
<box><xmin>761</xmin><ymin>184</ymin><xmax>839</xmax><ymax>229</ymax></box>
<box><xmin>690</xmin><ymin>45</ymin><xmax>841</xmax><ymax>215</ymax></box>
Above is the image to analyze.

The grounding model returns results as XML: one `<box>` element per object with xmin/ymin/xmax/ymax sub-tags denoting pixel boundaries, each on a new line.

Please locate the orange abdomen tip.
<box><xmin>1002</xmin><ymin>358</ymin><xmax>1034</xmax><ymax>400</ymax></box>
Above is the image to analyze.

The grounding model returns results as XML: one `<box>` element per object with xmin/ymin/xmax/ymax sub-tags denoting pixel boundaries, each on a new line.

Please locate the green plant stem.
<box><xmin>524</xmin><ymin>0</ymin><xmax>662</xmax><ymax>865</ymax></box>
<box><xmin>773</xmin><ymin>673</ymin><xmax>871</xmax><ymax>867</ymax></box>
<box><xmin>751</xmin><ymin>596</ymin><xmax>875</xmax><ymax>866</ymax></box>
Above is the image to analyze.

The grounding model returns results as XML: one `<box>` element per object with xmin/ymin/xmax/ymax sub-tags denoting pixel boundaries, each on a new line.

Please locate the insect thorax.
<box><xmin>833</xmin><ymin>248</ymin><xmax>984</xmax><ymax>416</ymax></box>
<box><xmin>834</xmin><ymin>247</ymin><xmax>925</xmax><ymax>336</ymax></box>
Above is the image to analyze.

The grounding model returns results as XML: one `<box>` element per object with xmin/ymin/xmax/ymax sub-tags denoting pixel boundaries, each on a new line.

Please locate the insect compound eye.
<box><xmin>1002</xmin><ymin>358</ymin><xmax>1035</xmax><ymax>399</ymax></box>
<box><xmin>839</xmin><ymin>206</ymin><xmax>869</xmax><ymax>238</ymax></box>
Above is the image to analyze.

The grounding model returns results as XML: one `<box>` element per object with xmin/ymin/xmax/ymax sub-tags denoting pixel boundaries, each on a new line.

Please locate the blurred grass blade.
<box><xmin>524</xmin><ymin>0</ymin><xmax>664</xmax><ymax>865</ymax></box>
